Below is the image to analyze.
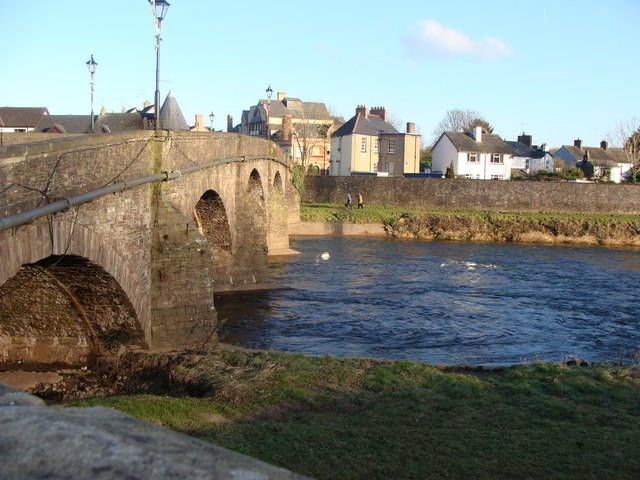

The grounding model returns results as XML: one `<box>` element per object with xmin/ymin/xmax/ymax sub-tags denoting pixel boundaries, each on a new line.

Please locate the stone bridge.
<box><xmin>0</xmin><ymin>131</ymin><xmax>300</xmax><ymax>367</ymax></box>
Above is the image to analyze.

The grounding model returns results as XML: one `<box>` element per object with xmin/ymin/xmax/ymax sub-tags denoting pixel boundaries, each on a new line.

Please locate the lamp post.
<box><xmin>265</xmin><ymin>84</ymin><xmax>273</xmax><ymax>140</ymax></box>
<box><xmin>86</xmin><ymin>54</ymin><xmax>98</xmax><ymax>133</ymax></box>
<box><xmin>209</xmin><ymin>112</ymin><xmax>215</xmax><ymax>132</ymax></box>
<box><xmin>149</xmin><ymin>0</ymin><xmax>170</xmax><ymax>131</ymax></box>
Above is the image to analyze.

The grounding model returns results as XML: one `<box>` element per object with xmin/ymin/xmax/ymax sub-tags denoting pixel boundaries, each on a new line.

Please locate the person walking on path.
<box><xmin>357</xmin><ymin>192</ymin><xmax>364</xmax><ymax>209</ymax></box>
<box><xmin>345</xmin><ymin>193</ymin><xmax>353</xmax><ymax>209</ymax></box>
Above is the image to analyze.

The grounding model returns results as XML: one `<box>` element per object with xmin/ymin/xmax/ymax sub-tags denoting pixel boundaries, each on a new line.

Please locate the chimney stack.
<box><xmin>277</xmin><ymin>92</ymin><xmax>286</xmax><ymax>101</ymax></box>
<box><xmin>406</xmin><ymin>122</ymin><xmax>416</xmax><ymax>134</ymax></box>
<box><xmin>355</xmin><ymin>105</ymin><xmax>368</xmax><ymax>117</ymax></box>
<box><xmin>541</xmin><ymin>143</ymin><xmax>548</xmax><ymax>152</ymax></box>
<box><xmin>194</xmin><ymin>113</ymin><xmax>205</xmax><ymax>131</ymax></box>
<box><xmin>282</xmin><ymin>115</ymin><xmax>293</xmax><ymax>142</ymax></box>
<box><xmin>227</xmin><ymin>115</ymin><xmax>234</xmax><ymax>132</ymax></box>
<box><xmin>518</xmin><ymin>132</ymin><xmax>532</xmax><ymax>147</ymax></box>
<box><xmin>600</xmin><ymin>140</ymin><xmax>608</xmax><ymax>150</ymax></box>
<box><xmin>370</xmin><ymin>106</ymin><xmax>387</xmax><ymax>121</ymax></box>
<box><xmin>574</xmin><ymin>139</ymin><xmax>583</xmax><ymax>149</ymax></box>
<box><xmin>473</xmin><ymin>126</ymin><xmax>483</xmax><ymax>142</ymax></box>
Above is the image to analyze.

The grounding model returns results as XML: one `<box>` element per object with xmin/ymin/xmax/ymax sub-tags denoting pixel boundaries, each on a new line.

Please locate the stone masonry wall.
<box><xmin>1</xmin><ymin>131</ymin><xmax>300</xmax><ymax>353</ymax></box>
<box><xmin>303</xmin><ymin>176</ymin><xmax>640</xmax><ymax>214</ymax></box>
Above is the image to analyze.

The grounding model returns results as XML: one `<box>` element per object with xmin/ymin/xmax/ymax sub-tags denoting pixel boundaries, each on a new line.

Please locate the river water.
<box><xmin>216</xmin><ymin>236</ymin><xmax>640</xmax><ymax>366</ymax></box>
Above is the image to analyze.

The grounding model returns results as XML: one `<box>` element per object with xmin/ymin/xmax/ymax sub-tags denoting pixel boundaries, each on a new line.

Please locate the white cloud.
<box><xmin>403</xmin><ymin>19</ymin><xmax>513</xmax><ymax>62</ymax></box>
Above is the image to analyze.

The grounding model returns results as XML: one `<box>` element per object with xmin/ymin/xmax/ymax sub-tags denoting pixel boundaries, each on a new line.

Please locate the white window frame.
<box><xmin>491</xmin><ymin>153</ymin><xmax>503</xmax><ymax>164</ymax></box>
<box><xmin>467</xmin><ymin>153</ymin><xmax>479</xmax><ymax>163</ymax></box>
<box><xmin>464</xmin><ymin>174</ymin><xmax>481</xmax><ymax>179</ymax></box>
<box><xmin>374</xmin><ymin>138</ymin><xmax>379</xmax><ymax>154</ymax></box>
<box><xmin>387</xmin><ymin>139</ymin><xmax>395</xmax><ymax>154</ymax></box>
<box><xmin>490</xmin><ymin>174</ymin><xmax>504</xmax><ymax>180</ymax></box>
<box><xmin>361</xmin><ymin>137</ymin><xmax>367</xmax><ymax>153</ymax></box>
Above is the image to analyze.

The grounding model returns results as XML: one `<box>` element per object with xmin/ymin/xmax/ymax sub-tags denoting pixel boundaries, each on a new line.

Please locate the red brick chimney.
<box><xmin>370</xmin><ymin>106</ymin><xmax>387</xmax><ymax>120</ymax></box>
<box><xmin>227</xmin><ymin>115</ymin><xmax>234</xmax><ymax>132</ymax></box>
<box><xmin>355</xmin><ymin>105</ymin><xmax>368</xmax><ymax>117</ymax></box>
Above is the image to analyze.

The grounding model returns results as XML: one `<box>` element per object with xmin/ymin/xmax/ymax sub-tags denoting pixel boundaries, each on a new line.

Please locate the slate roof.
<box><xmin>250</xmin><ymin>97</ymin><xmax>333</xmax><ymax>125</ymax></box>
<box><xmin>96</xmin><ymin>113</ymin><xmax>146</xmax><ymax>133</ymax></box>
<box><xmin>34</xmin><ymin>115</ymin><xmax>92</xmax><ymax>133</ymax></box>
<box><xmin>440</xmin><ymin>131</ymin><xmax>512</xmax><ymax>154</ymax></box>
<box><xmin>159</xmin><ymin>90</ymin><xmax>189</xmax><ymax>131</ymax></box>
<box><xmin>559</xmin><ymin>145</ymin><xmax>628</xmax><ymax>165</ymax></box>
<box><xmin>0</xmin><ymin>107</ymin><xmax>49</xmax><ymax>127</ymax></box>
<box><xmin>506</xmin><ymin>141</ymin><xmax>546</xmax><ymax>159</ymax></box>
<box><xmin>332</xmin><ymin>113</ymin><xmax>399</xmax><ymax>137</ymax></box>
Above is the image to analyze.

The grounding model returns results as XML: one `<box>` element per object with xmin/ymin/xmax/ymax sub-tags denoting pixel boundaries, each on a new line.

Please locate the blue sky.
<box><xmin>2</xmin><ymin>0</ymin><xmax>638</xmax><ymax>148</ymax></box>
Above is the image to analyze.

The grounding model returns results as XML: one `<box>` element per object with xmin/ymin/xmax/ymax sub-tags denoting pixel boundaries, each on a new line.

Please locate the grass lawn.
<box><xmin>67</xmin><ymin>350</ymin><xmax>640</xmax><ymax>479</ymax></box>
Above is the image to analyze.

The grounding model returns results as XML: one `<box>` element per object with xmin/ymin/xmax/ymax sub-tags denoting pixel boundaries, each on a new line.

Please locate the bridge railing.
<box><xmin>0</xmin><ymin>155</ymin><xmax>282</xmax><ymax>232</ymax></box>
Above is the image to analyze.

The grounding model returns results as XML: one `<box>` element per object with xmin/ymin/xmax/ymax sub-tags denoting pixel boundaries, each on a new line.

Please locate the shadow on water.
<box><xmin>216</xmin><ymin>236</ymin><xmax>640</xmax><ymax>366</ymax></box>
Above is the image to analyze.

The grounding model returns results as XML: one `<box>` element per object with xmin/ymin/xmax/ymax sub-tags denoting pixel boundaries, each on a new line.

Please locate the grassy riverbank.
<box><xmin>300</xmin><ymin>203</ymin><xmax>640</xmax><ymax>246</ymax></box>
<box><xmin>65</xmin><ymin>349</ymin><xmax>640</xmax><ymax>479</ymax></box>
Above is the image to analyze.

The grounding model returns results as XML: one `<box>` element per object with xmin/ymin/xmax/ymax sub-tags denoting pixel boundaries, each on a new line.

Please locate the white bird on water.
<box><xmin>320</xmin><ymin>252</ymin><xmax>330</xmax><ymax>260</ymax></box>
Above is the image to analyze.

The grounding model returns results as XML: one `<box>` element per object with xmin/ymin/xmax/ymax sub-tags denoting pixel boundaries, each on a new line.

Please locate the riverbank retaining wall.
<box><xmin>303</xmin><ymin>176</ymin><xmax>640</xmax><ymax>214</ymax></box>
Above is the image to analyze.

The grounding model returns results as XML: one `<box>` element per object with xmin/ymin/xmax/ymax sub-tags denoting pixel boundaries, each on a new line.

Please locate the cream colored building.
<box><xmin>329</xmin><ymin>106</ymin><xmax>421</xmax><ymax>176</ymax></box>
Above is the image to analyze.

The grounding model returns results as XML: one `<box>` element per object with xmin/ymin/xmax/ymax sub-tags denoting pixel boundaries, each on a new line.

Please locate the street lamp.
<box><xmin>149</xmin><ymin>0</ymin><xmax>170</xmax><ymax>131</ymax></box>
<box><xmin>86</xmin><ymin>54</ymin><xmax>98</xmax><ymax>133</ymax></box>
<box><xmin>265</xmin><ymin>84</ymin><xmax>273</xmax><ymax>140</ymax></box>
<box><xmin>209</xmin><ymin>112</ymin><xmax>215</xmax><ymax>132</ymax></box>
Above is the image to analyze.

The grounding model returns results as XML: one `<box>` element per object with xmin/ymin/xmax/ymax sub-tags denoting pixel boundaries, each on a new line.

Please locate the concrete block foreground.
<box><xmin>0</xmin><ymin>382</ymin><xmax>310</xmax><ymax>480</ymax></box>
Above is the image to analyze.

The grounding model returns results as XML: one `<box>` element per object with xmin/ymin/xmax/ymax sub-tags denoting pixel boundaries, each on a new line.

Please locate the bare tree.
<box><xmin>431</xmin><ymin>108</ymin><xmax>491</xmax><ymax>145</ymax></box>
<box><xmin>612</xmin><ymin>117</ymin><xmax>640</xmax><ymax>183</ymax></box>
<box><xmin>291</xmin><ymin>102</ymin><xmax>336</xmax><ymax>171</ymax></box>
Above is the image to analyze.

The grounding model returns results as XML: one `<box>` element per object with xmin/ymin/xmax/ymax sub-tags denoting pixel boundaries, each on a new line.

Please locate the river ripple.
<box><xmin>217</xmin><ymin>236</ymin><xmax>640</xmax><ymax>366</ymax></box>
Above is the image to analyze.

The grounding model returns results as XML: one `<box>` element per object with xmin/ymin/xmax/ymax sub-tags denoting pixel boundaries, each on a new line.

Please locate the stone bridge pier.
<box><xmin>0</xmin><ymin>131</ymin><xmax>300</xmax><ymax>367</ymax></box>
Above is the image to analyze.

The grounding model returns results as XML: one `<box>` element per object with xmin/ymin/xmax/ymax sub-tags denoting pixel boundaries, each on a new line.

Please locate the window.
<box><xmin>374</xmin><ymin>139</ymin><xmax>379</xmax><ymax>154</ymax></box>
<box><xmin>388</xmin><ymin>139</ymin><xmax>395</xmax><ymax>154</ymax></box>
<box><xmin>467</xmin><ymin>153</ymin><xmax>478</xmax><ymax>163</ymax></box>
<box><xmin>491</xmin><ymin>153</ymin><xmax>503</xmax><ymax>164</ymax></box>
<box><xmin>373</xmin><ymin>162</ymin><xmax>378</xmax><ymax>173</ymax></box>
<box><xmin>464</xmin><ymin>174</ymin><xmax>481</xmax><ymax>179</ymax></box>
<box><xmin>490</xmin><ymin>174</ymin><xmax>504</xmax><ymax>180</ymax></box>
<box><xmin>361</xmin><ymin>137</ymin><xmax>367</xmax><ymax>153</ymax></box>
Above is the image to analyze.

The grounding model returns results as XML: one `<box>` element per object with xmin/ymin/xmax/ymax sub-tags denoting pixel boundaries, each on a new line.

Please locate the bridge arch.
<box><xmin>273</xmin><ymin>171</ymin><xmax>283</xmax><ymax>192</ymax></box>
<box><xmin>248</xmin><ymin>168</ymin><xmax>265</xmax><ymax>207</ymax></box>
<box><xmin>0</xmin><ymin>221</ymin><xmax>147</xmax><ymax>367</ymax></box>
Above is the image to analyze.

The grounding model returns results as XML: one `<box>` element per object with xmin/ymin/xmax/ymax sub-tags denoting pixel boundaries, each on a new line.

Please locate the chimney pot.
<box><xmin>355</xmin><ymin>105</ymin><xmax>368</xmax><ymax>117</ymax></box>
<box><xmin>370</xmin><ymin>106</ymin><xmax>387</xmax><ymax>121</ymax></box>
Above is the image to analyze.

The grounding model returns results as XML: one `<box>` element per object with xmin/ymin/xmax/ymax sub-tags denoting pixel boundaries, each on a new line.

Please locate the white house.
<box><xmin>0</xmin><ymin>107</ymin><xmax>49</xmax><ymax>132</ymax></box>
<box><xmin>431</xmin><ymin>127</ymin><xmax>513</xmax><ymax>180</ymax></box>
<box><xmin>506</xmin><ymin>133</ymin><xmax>553</xmax><ymax>175</ymax></box>
<box><xmin>555</xmin><ymin>139</ymin><xmax>633</xmax><ymax>183</ymax></box>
